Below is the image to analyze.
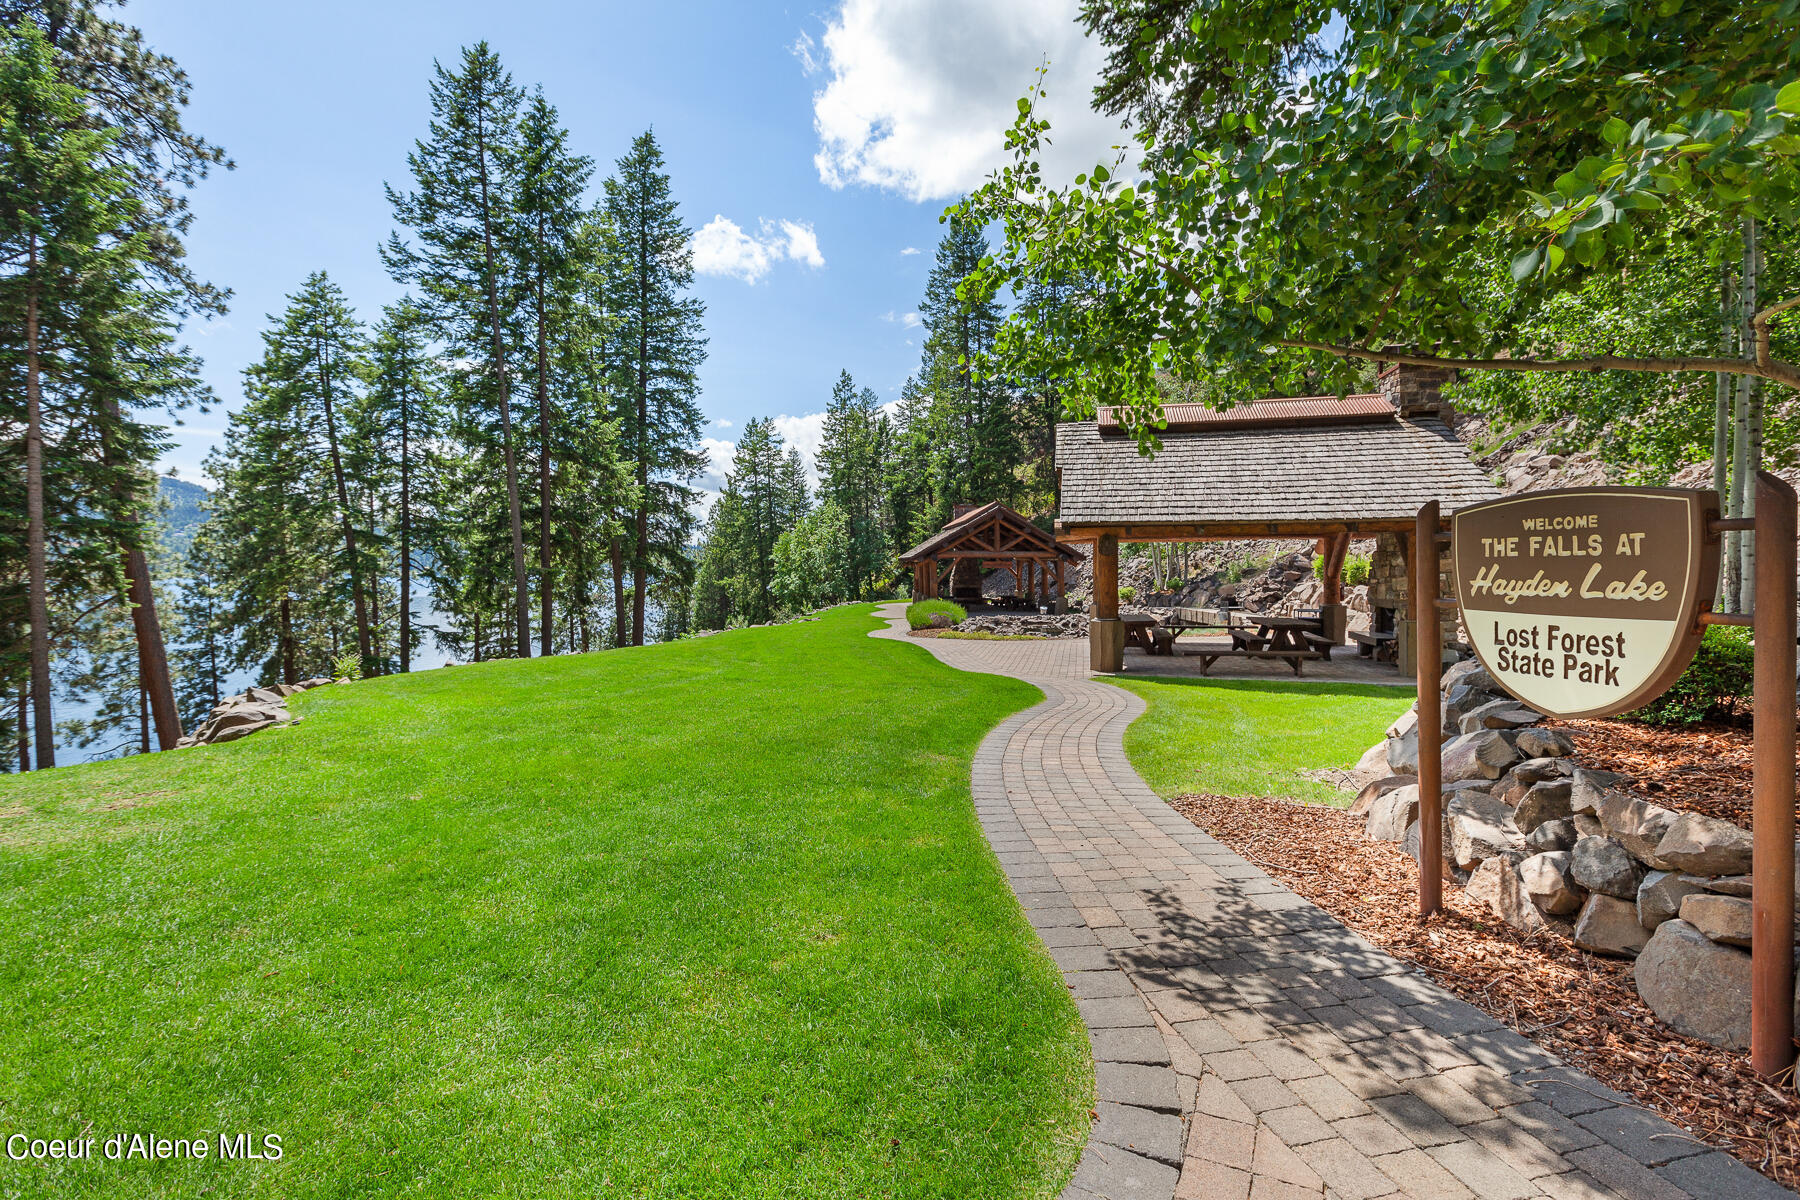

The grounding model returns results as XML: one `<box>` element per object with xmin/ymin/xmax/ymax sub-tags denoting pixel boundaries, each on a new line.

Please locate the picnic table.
<box><xmin>1181</xmin><ymin>611</ymin><xmax>1334</xmax><ymax>676</ymax></box>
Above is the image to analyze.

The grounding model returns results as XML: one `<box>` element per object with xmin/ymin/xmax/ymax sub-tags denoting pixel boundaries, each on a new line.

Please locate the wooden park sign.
<box><xmin>1452</xmin><ymin>489</ymin><xmax>1719</xmax><ymax>719</ymax></box>
<box><xmin>1412</xmin><ymin>476</ymin><xmax>1796</xmax><ymax>1079</ymax></box>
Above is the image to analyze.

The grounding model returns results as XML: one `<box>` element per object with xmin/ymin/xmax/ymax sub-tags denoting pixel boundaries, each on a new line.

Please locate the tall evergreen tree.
<box><xmin>385</xmin><ymin>42</ymin><xmax>533</xmax><ymax>657</ymax></box>
<box><xmin>513</xmin><ymin>88</ymin><xmax>593</xmax><ymax>655</ymax></box>
<box><xmin>816</xmin><ymin>369</ymin><xmax>892</xmax><ymax>598</ymax></box>
<box><xmin>918</xmin><ymin>214</ymin><xmax>1018</xmax><ymax>518</ymax></box>
<box><xmin>0</xmin><ymin>21</ymin><xmax>175</xmax><ymax>767</ymax></box>
<box><xmin>602</xmin><ymin>130</ymin><xmax>707</xmax><ymax>646</ymax></box>
<box><xmin>257</xmin><ymin>273</ymin><xmax>374</xmax><ymax>669</ymax></box>
<box><xmin>358</xmin><ymin>299</ymin><xmax>441</xmax><ymax>673</ymax></box>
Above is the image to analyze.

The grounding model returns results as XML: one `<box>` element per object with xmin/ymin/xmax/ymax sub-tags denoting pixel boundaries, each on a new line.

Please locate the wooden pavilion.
<box><xmin>1053</xmin><ymin>365</ymin><xmax>1502</xmax><ymax>671</ymax></box>
<box><xmin>899</xmin><ymin>502</ymin><xmax>1081</xmax><ymax>609</ymax></box>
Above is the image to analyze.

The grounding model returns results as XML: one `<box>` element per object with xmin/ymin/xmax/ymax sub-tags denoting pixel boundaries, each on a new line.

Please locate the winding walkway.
<box><xmin>872</xmin><ymin>606</ymin><xmax>1791</xmax><ymax>1200</ymax></box>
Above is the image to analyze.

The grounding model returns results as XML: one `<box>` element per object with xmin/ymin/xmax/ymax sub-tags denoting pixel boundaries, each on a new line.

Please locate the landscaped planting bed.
<box><xmin>1167</xmin><ymin>790</ymin><xmax>1800</xmax><ymax>1191</ymax></box>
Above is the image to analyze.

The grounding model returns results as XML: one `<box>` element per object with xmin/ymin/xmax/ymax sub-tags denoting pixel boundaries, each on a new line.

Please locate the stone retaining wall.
<box><xmin>1352</xmin><ymin>663</ymin><xmax>1789</xmax><ymax>1052</ymax></box>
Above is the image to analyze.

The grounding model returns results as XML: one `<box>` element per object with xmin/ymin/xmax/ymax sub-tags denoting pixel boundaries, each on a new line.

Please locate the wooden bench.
<box><xmin>1350</xmin><ymin>631</ymin><xmax>1397</xmax><ymax>661</ymax></box>
<box><xmin>1302</xmin><ymin>631</ymin><xmax>1337</xmax><ymax>660</ymax></box>
<box><xmin>1181</xmin><ymin>646</ymin><xmax>1320</xmax><ymax>676</ymax></box>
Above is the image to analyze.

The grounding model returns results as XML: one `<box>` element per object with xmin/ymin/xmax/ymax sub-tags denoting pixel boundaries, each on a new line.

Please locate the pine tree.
<box><xmin>0</xmin><ymin>21</ymin><xmax>169</xmax><ymax>767</ymax></box>
<box><xmin>256</xmin><ymin>273</ymin><xmax>374</xmax><ymax>669</ymax></box>
<box><xmin>816</xmin><ymin>369</ymin><xmax>892</xmax><ymax>597</ymax></box>
<box><xmin>385</xmin><ymin>43</ymin><xmax>533</xmax><ymax>657</ymax></box>
<box><xmin>602</xmin><ymin>130</ymin><xmax>707</xmax><ymax>645</ymax></box>
<box><xmin>512</xmin><ymin>88</ymin><xmax>594</xmax><ymax>656</ymax></box>
<box><xmin>918</xmin><ymin>215</ymin><xmax>1019</xmax><ymax>520</ymax></box>
<box><xmin>359</xmin><ymin>300</ymin><xmax>441</xmax><ymax>672</ymax></box>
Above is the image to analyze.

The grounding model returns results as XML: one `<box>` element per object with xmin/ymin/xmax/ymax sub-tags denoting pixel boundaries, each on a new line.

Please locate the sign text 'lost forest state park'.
<box><xmin>1452</xmin><ymin>489</ymin><xmax>1719</xmax><ymax>719</ymax></box>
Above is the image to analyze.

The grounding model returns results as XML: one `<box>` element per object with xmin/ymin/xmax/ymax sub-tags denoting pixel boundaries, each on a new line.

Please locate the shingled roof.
<box><xmin>899</xmin><ymin>501</ymin><xmax>1080</xmax><ymax>563</ymax></box>
<box><xmin>1056</xmin><ymin>398</ymin><xmax>1501</xmax><ymax>533</ymax></box>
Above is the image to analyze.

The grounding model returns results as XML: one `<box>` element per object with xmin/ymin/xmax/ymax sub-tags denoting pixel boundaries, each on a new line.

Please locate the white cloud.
<box><xmin>791</xmin><ymin>31</ymin><xmax>822</xmax><ymax>75</ymax></box>
<box><xmin>712</xmin><ymin>417</ymin><xmax>734</xmax><ymax>429</ymax></box>
<box><xmin>692</xmin><ymin>215</ymin><xmax>827</xmax><ymax>284</ymax></box>
<box><xmin>900</xmin><ymin>245</ymin><xmax>920</xmax><ymax>255</ymax></box>
<box><xmin>806</xmin><ymin>0</ymin><xmax>1131</xmax><ymax>203</ymax></box>
<box><xmin>880</xmin><ymin>310</ymin><xmax>922</xmax><ymax>328</ymax></box>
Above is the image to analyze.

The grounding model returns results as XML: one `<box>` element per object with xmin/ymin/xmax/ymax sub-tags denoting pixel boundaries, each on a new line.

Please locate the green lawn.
<box><xmin>1109</xmin><ymin>677</ymin><xmax>1416</xmax><ymax>804</ymax></box>
<box><xmin>0</xmin><ymin>607</ymin><xmax>1089</xmax><ymax>1198</ymax></box>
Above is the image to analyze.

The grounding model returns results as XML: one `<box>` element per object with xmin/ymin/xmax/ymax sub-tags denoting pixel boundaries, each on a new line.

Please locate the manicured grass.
<box><xmin>0</xmin><ymin>607</ymin><xmax>1089</xmax><ymax>1198</ymax></box>
<box><xmin>1109</xmin><ymin>677</ymin><xmax>1416</xmax><ymax>804</ymax></box>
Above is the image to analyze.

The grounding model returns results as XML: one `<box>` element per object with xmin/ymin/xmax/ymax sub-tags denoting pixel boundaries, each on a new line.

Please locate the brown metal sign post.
<box><xmin>1750</xmin><ymin>471</ymin><xmax>1797</xmax><ymax>1079</ymax></box>
<box><xmin>1414</xmin><ymin>501</ymin><xmax>1444</xmax><ymax>918</ymax></box>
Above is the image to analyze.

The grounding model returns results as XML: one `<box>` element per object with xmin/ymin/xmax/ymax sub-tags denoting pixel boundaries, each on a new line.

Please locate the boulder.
<box><xmin>1442</xmin><ymin>659</ymin><xmax>1493</xmax><ymax>694</ymax></box>
<box><xmin>1526</xmin><ymin>819</ymin><xmax>1578</xmax><ymax>853</ymax></box>
<box><xmin>1349</xmin><ymin>774</ymin><xmax>1410</xmax><ymax>818</ymax></box>
<box><xmin>1387</xmin><ymin>707</ymin><xmax>1419</xmax><ymax>740</ymax></box>
<box><xmin>1596</xmin><ymin>793</ymin><xmax>1678</xmax><ymax>867</ymax></box>
<box><xmin>1573</xmin><ymin>814</ymin><xmax>1604</xmax><ymax>839</ymax></box>
<box><xmin>1574</xmin><ymin>894</ymin><xmax>1649</xmax><ymax>957</ymax></box>
<box><xmin>1459</xmin><ymin>698</ymin><xmax>1543</xmax><ymax>734</ymax></box>
<box><xmin>1570</xmin><ymin>836</ymin><xmax>1644</xmax><ymax>900</ymax></box>
<box><xmin>1519</xmin><ymin>851</ymin><xmax>1585</xmax><ymax>916</ymax></box>
<box><xmin>1366</xmin><ymin>785</ymin><xmax>1420</xmax><ymax>842</ymax></box>
<box><xmin>1701</xmin><ymin>875</ymin><xmax>1753</xmax><ymax>897</ymax></box>
<box><xmin>1351</xmin><ymin>743</ymin><xmax>1395</xmax><ymax>789</ymax></box>
<box><xmin>1638</xmin><ymin>871</ymin><xmax>1706</xmax><ymax>932</ymax></box>
<box><xmin>208</xmin><ymin>719</ymin><xmax>275</xmax><ymax>744</ymax></box>
<box><xmin>1440</xmin><ymin>730</ymin><xmax>1520</xmax><ymax>783</ymax></box>
<box><xmin>1635</xmin><ymin>919</ymin><xmax>1753</xmax><ymax>1050</ymax></box>
<box><xmin>1512</xmin><ymin>780</ymin><xmax>1574</xmax><ymax>834</ymax></box>
<box><xmin>1447</xmin><ymin>791</ymin><xmax>1524</xmax><ymax>869</ymax></box>
<box><xmin>1569</xmin><ymin>768</ymin><xmax>1627</xmax><ymax>816</ymax></box>
<box><xmin>1402</xmin><ymin>818</ymin><xmax>1470</xmax><ymax>888</ymax></box>
<box><xmin>1386</xmin><ymin>728</ymin><xmax>1419</xmax><ymax>776</ymax></box>
<box><xmin>1654</xmin><ymin>813</ymin><xmax>1755</xmax><ymax>877</ymax></box>
<box><xmin>1466</xmin><ymin>852</ymin><xmax>1552</xmax><ymax>932</ymax></box>
<box><xmin>247</xmin><ymin>686</ymin><xmax>286</xmax><ymax>705</ymax></box>
<box><xmin>1679</xmin><ymin>893</ymin><xmax>1755</xmax><ymax>947</ymax></box>
<box><xmin>1514</xmin><ymin>727</ymin><xmax>1577</xmax><ymax>760</ymax></box>
<box><xmin>1494</xmin><ymin>757</ymin><xmax>1571</xmax><ymax>806</ymax></box>
<box><xmin>209</xmin><ymin>704</ymin><xmax>287</xmax><ymax>732</ymax></box>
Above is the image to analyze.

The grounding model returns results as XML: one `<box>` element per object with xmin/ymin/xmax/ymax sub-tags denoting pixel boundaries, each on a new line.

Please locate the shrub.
<box><xmin>1627</xmin><ymin>625</ymin><xmax>1755</xmax><ymax>727</ymax></box>
<box><xmin>332</xmin><ymin>650</ymin><xmax>363</xmax><ymax>681</ymax></box>
<box><xmin>906</xmin><ymin>599</ymin><xmax>967</xmax><ymax>630</ymax></box>
<box><xmin>1118</xmin><ymin>585</ymin><xmax>1138</xmax><ymax>603</ymax></box>
<box><xmin>1313</xmin><ymin>552</ymin><xmax>1372</xmax><ymax>588</ymax></box>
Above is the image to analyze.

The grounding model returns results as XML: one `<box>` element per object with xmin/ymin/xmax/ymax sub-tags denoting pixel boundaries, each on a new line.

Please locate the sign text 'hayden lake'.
<box><xmin>1451</xmin><ymin>489</ymin><xmax>1717</xmax><ymax>719</ymax></box>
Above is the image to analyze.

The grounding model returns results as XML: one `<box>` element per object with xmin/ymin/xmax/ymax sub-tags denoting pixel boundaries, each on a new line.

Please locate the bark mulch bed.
<box><xmin>1553</xmin><ymin>714</ymin><xmax>1800</xmax><ymax>828</ymax></box>
<box><xmin>1168</xmin><ymin>790</ymin><xmax>1800</xmax><ymax>1191</ymax></box>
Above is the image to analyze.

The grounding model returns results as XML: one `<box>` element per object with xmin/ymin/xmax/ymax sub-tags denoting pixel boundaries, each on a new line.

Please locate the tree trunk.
<box><xmin>399</xmin><ymin>399</ymin><xmax>412</xmax><ymax>673</ymax></box>
<box><xmin>98</xmin><ymin>397</ymin><xmax>183</xmax><ymax>750</ymax></box>
<box><xmin>24</xmin><ymin>237</ymin><xmax>54</xmax><ymax>769</ymax></box>
<box><xmin>611</xmin><ymin>535</ymin><xmax>628</xmax><ymax>648</ymax></box>
<box><xmin>17</xmin><ymin>682</ymin><xmax>29</xmax><ymax>773</ymax></box>
<box><xmin>279</xmin><ymin>595</ymin><xmax>296</xmax><ymax>685</ymax></box>
<box><xmin>138</xmin><ymin>676</ymin><xmax>149</xmax><ymax>755</ymax></box>
<box><xmin>472</xmin><ymin>104</ymin><xmax>533</xmax><ymax>658</ymax></box>
<box><xmin>316</xmin><ymin>340</ymin><xmax>373</xmax><ymax>667</ymax></box>
<box><xmin>537</xmin><ymin>261</ymin><xmax>556</xmax><ymax>657</ymax></box>
<box><xmin>1738</xmin><ymin>218</ymin><xmax>1762</xmax><ymax>609</ymax></box>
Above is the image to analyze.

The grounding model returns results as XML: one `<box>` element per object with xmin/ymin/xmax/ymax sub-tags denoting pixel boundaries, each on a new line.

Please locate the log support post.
<box><xmin>1090</xmin><ymin>534</ymin><xmax>1124</xmax><ymax>672</ymax></box>
<box><xmin>1751</xmin><ymin>471</ymin><xmax>1797</xmax><ymax>1079</ymax></box>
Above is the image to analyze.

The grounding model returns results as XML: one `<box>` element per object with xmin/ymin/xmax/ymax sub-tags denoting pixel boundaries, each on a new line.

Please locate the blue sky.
<box><xmin>136</xmin><ymin>0</ymin><xmax>1129</xmax><ymax>498</ymax></box>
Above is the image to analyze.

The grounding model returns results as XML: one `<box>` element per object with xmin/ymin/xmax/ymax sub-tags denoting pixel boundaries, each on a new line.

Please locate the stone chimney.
<box><xmin>1377</xmin><ymin>362</ymin><xmax>1456</xmax><ymax>423</ymax></box>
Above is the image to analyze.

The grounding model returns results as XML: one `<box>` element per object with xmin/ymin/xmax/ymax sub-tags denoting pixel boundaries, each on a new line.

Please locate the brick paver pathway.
<box><xmin>872</xmin><ymin>606</ymin><xmax>1791</xmax><ymax>1200</ymax></box>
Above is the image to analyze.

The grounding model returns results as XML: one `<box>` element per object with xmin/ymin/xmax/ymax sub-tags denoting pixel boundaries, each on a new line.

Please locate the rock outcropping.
<box><xmin>176</xmin><ymin>678</ymin><xmax>340</xmax><ymax>748</ymax></box>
